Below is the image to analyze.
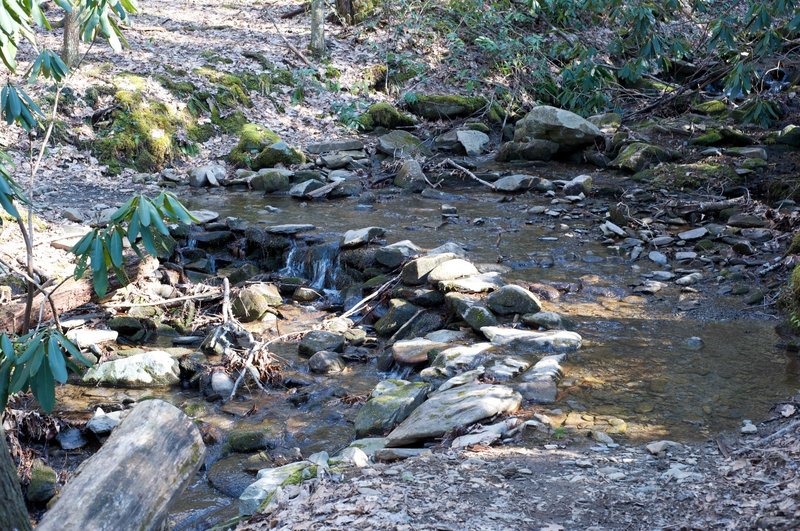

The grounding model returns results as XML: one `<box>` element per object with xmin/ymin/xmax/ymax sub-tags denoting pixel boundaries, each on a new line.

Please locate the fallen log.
<box><xmin>0</xmin><ymin>256</ymin><xmax>159</xmax><ymax>334</ymax></box>
<box><xmin>37</xmin><ymin>399</ymin><xmax>205</xmax><ymax>531</ymax></box>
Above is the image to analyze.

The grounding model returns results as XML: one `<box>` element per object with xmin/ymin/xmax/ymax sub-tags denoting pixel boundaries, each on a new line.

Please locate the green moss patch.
<box><xmin>358</xmin><ymin>102</ymin><xmax>416</xmax><ymax>130</ymax></box>
<box><xmin>632</xmin><ymin>162</ymin><xmax>739</xmax><ymax>189</ymax></box>
<box><xmin>407</xmin><ymin>94</ymin><xmax>501</xmax><ymax>121</ymax></box>
<box><xmin>228</xmin><ymin>123</ymin><xmax>283</xmax><ymax>168</ymax></box>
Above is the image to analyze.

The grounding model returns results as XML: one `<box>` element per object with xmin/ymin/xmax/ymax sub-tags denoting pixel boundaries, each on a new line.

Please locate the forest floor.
<box><xmin>1</xmin><ymin>1</ymin><xmax>800</xmax><ymax>530</ymax></box>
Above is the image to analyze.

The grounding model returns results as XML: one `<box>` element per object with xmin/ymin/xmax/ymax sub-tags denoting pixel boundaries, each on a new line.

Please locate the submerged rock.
<box><xmin>354</xmin><ymin>379</ymin><xmax>430</xmax><ymax>437</ymax></box>
<box><xmin>83</xmin><ymin>351</ymin><xmax>180</xmax><ymax>387</ymax></box>
<box><xmin>386</xmin><ymin>383</ymin><xmax>522</xmax><ymax>446</ymax></box>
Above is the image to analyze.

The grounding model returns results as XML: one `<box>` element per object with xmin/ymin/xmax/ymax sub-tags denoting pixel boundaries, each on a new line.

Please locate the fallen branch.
<box><xmin>340</xmin><ymin>274</ymin><xmax>400</xmax><ymax>320</ymax></box>
<box><xmin>263</xmin><ymin>9</ymin><xmax>313</xmax><ymax>67</ymax></box>
<box><xmin>281</xmin><ymin>3</ymin><xmax>310</xmax><ymax>18</ymax></box>
<box><xmin>103</xmin><ymin>290</ymin><xmax>222</xmax><ymax>309</ymax></box>
<box><xmin>442</xmin><ymin>158</ymin><xmax>496</xmax><ymax>190</ymax></box>
<box><xmin>670</xmin><ymin>197</ymin><xmax>747</xmax><ymax>216</ymax></box>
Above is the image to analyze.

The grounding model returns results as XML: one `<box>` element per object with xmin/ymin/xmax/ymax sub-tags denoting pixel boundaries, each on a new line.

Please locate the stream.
<box><xmin>53</xmin><ymin>172</ymin><xmax>800</xmax><ymax>530</ymax></box>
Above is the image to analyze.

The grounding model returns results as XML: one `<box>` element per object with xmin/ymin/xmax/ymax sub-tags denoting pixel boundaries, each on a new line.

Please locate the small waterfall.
<box><xmin>207</xmin><ymin>255</ymin><xmax>216</xmax><ymax>274</ymax></box>
<box><xmin>279</xmin><ymin>239</ymin><xmax>341</xmax><ymax>292</ymax></box>
<box><xmin>280</xmin><ymin>239</ymin><xmax>307</xmax><ymax>277</ymax></box>
<box><xmin>385</xmin><ymin>364</ymin><xmax>413</xmax><ymax>380</ymax></box>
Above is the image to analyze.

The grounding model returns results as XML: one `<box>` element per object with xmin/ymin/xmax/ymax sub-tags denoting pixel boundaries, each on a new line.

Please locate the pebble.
<box><xmin>678</xmin><ymin>227</ymin><xmax>708</xmax><ymax>240</ymax></box>
<box><xmin>675</xmin><ymin>272</ymin><xmax>702</xmax><ymax>286</ymax></box>
<box><xmin>741</xmin><ymin>420</ymin><xmax>758</xmax><ymax>434</ymax></box>
<box><xmin>648</xmin><ymin>251</ymin><xmax>668</xmax><ymax>265</ymax></box>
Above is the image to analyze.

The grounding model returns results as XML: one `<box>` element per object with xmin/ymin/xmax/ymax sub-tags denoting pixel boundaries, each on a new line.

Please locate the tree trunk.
<box><xmin>61</xmin><ymin>11</ymin><xmax>80</xmax><ymax>68</ymax></box>
<box><xmin>336</xmin><ymin>0</ymin><xmax>353</xmax><ymax>25</ymax></box>
<box><xmin>37</xmin><ymin>400</ymin><xmax>205</xmax><ymax>531</ymax></box>
<box><xmin>310</xmin><ymin>0</ymin><xmax>326</xmax><ymax>57</ymax></box>
<box><xmin>0</xmin><ymin>425</ymin><xmax>32</xmax><ymax>531</ymax></box>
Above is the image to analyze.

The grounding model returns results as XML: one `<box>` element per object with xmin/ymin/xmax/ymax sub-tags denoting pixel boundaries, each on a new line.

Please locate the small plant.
<box><xmin>332</xmin><ymin>101</ymin><xmax>364</xmax><ymax>130</ymax></box>
<box><xmin>552</xmin><ymin>426</ymin><xmax>568</xmax><ymax>439</ymax></box>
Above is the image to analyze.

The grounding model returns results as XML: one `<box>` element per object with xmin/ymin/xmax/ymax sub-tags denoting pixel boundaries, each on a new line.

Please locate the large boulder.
<box><xmin>252</xmin><ymin>141</ymin><xmax>306</xmax><ymax>170</ymax></box>
<box><xmin>394</xmin><ymin>159</ymin><xmax>427</xmax><ymax>192</ymax></box>
<box><xmin>407</xmin><ymin>95</ymin><xmax>490</xmax><ymax>120</ymax></box>
<box><xmin>82</xmin><ymin>351</ymin><xmax>180</xmax><ymax>387</ymax></box>
<box><xmin>486</xmin><ymin>285</ymin><xmax>541</xmax><ymax>315</ymax></box>
<box><xmin>298</xmin><ymin>331</ymin><xmax>345</xmax><ymax>357</ymax></box>
<box><xmin>251</xmin><ymin>168</ymin><xmax>292</xmax><ymax>193</ymax></box>
<box><xmin>341</xmin><ymin>226</ymin><xmax>386</xmax><ymax>248</ymax></box>
<box><xmin>357</xmin><ymin>103</ymin><xmax>416</xmax><ymax>131</ymax></box>
<box><xmin>232</xmin><ymin>283</ymin><xmax>282</xmax><ymax>322</ymax></box>
<box><xmin>354</xmin><ymin>379</ymin><xmax>430</xmax><ymax>437</ymax></box>
<box><xmin>377</xmin><ymin>130</ymin><xmax>431</xmax><ymax>158</ymax></box>
<box><xmin>427</xmin><ymin>258</ymin><xmax>479</xmax><ymax>284</ymax></box>
<box><xmin>386</xmin><ymin>383</ymin><xmax>522</xmax><ymax>446</ymax></box>
<box><xmin>514</xmin><ymin>106</ymin><xmax>602</xmax><ymax>149</ymax></box>
<box><xmin>496</xmin><ymin>139</ymin><xmax>560</xmax><ymax>162</ymax></box>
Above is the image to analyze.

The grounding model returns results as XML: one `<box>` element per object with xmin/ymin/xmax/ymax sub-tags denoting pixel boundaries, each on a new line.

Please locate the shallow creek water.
<box><xmin>56</xmin><ymin>180</ymin><xmax>799</xmax><ymax>529</ymax></box>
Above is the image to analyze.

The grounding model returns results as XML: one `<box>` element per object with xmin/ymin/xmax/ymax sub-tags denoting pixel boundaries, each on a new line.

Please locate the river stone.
<box><xmin>211</xmin><ymin>371</ymin><xmax>235</xmax><ymax>395</ymax></box>
<box><xmin>486</xmin><ymin>356</ymin><xmax>530</xmax><ymax>381</ymax></box>
<box><xmin>425</xmin><ymin>329</ymin><xmax>470</xmax><ymax>343</ymax></box>
<box><xmin>252</xmin><ymin>169</ymin><xmax>291</xmax><ymax>193</ymax></box>
<box><xmin>392</xmin><ymin>286</ymin><xmax>444</xmax><ymax>307</ymax></box>
<box><xmin>86</xmin><ymin>407</ymin><xmax>123</xmax><ymax>435</ymax></box>
<box><xmin>392</xmin><ymin>338</ymin><xmax>449</xmax><ymax>365</ymax></box>
<box><xmin>306</xmin><ymin>139</ymin><xmax>364</xmax><ymax>154</ymax></box>
<box><xmin>192</xmin><ymin>230</ymin><xmax>234</xmax><ymax>247</ymax></box>
<box><xmin>563</xmin><ymin>174</ymin><xmax>592</xmax><ymax>195</ymax></box>
<box><xmin>612</xmin><ymin>142</ymin><xmax>678</xmax><ymax>172</ymax></box>
<box><xmin>386</xmin><ymin>383</ymin><xmax>522</xmax><ymax>446</ymax></box>
<box><xmin>493</xmin><ymin>174</ymin><xmax>538</xmax><ymax>193</ymax></box>
<box><xmin>515</xmin><ymin>380</ymin><xmax>558</xmax><ymax>403</ymax></box>
<box><xmin>514</xmin><ymin>105</ymin><xmax>602</xmax><ymax>148</ymax></box>
<box><xmin>289</xmin><ymin>179</ymin><xmax>325</xmax><ymax>198</ymax></box>
<box><xmin>394</xmin><ymin>159</ymin><xmax>427</xmax><ymax>192</ymax></box>
<box><xmin>456</xmin><ymin>130</ymin><xmax>490</xmax><ymax>156</ymax></box>
<box><xmin>232</xmin><ymin>283</ymin><xmax>282</xmax><ymax>322</ymax></box>
<box><xmin>429</xmin><ymin>343</ymin><xmax>495</xmax><ymax>377</ymax></box>
<box><xmin>373</xmin><ymin>300</ymin><xmax>418</xmax><ymax>337</ymax></box>
<box><xmin>189</xmin><ymin>209</ymin><xmax>220</xmax><ymax>224</ymax></box>
<box><xmin>341</xmin><ymin>226</ymin><xmax>386</xmax><ymax>248</ymax></box>
<box><xmin>428</xmin><ymin>242</ymin><xmax>467</xmax><ymax>257</ymax></box>
<box><xmin>401</xmin><ymin>252</ymin><xmax>458</xmax><ymax>285</ymax></box>
<box><xmin>438</xmin><ymin>272</ymin><xmax>504</xmax><ymax>294</ymax></box>
<box><xmin>355</xmin><ymin>379</ymin><xmax>430</xmax><ymax>437</ymax></box>
<box><xmin>348</xmin><ymin>437</ymin><xmax>388</xmax><ymax>457</ymax></box>
<box><xmin>239</xmin><ymin>461</ymin><xmax>313</xmax><ymax>516</ymax></box>
<box><xmin>497</xmin><ymin>139</ymin><xmax>561</xmax><ymax>162</ymax></box>
<box><xmin>83</xmin><ymin>351</ymin><xmax>180</xmax><ymax>387</ymax></box>
<box><xmin>486</xmin><ymin>285</ymin><xmax>541</xmax><ymax>315</ymax></box>
<box><xmin>377</xmin><ymin>130</ymin><xmax>431</xmax><ymax>158</ymax></box>
<box><xmin>481</xmin><ymin>327</ymin><xmax>582</xmax><ymax>351</ymax></box>
<box><xmin>308</xmin><ymin>350</ymin><xmax>345</xmax><ymax>374</ymax></box>
<box><xmin>66</xmin><ymin>328</ymin><xmax>118</xmax><ymax>348</ymax></box>
<box><xmin>727</xmin><ymin>213</ymin><xmax>767</xmax><ymax>228</ymax></box>
<box><xmin>678</xmin><ymin>227</ymin><xmax>708</xmax><ymax>240</ymax></box>
<box><xmin>463</xmin><ymin>305</ymin><xmax>498</xmax><ymax>331</ymax></box>
<box><xmin>189</xmin><ymin>164</ymin><xmax>226</xmax><ymax>187</ymax></box>
<box><xmin>332</xmin><ymin>447</ymin><xmax>369</xmax><ymax>468</ymax></box>
<box><xmin>208</xmin><ymin>455</ymin><xmax>258</xmax><ymax>498</ymax></box>
<box><xmin>376</xmin><ymin>240</ymin><xmax>422</xmax><ymax>268</ymax></box>
<box><xmin>293</xmin><ymin>287</ymin><xmax>321</xmax><ymax>302</ymax></box>
<box><xmin>522</xmin><ymin>311</ymin><xmax>567</xmax><ymax>330</ymax></box>
<box><xmin>320</xmin><ymin>153</ymin><xmax>353</xmax><ymax>169</ymax></box>
<box><xmin>253</xmin><ymin>141</ymin><xmax>306</xmax><ymax>169</ymax></box>
<box><xmin>427</xmin><ymin>258</ymin><xmax>479</xmax><ymax>284</ymax></box>
<box><xmin>298</xmin><ymin>331</ymin><xmax>345</xmax><ymax>357</ymax></box>
<box><xmin>266</xmin><ymin>224</ymin><xmax>315</xmax><ymax>235</ymax></box>
<box><xmin>27</xmin><ymin>459</ymin><xmax>58</xmax><ymax>503</ymax></box>
<box><xmin>107</xmin><ymin>316</ymin><xmax>146</xmax><ymax>342</ymax></box>
<box><xmin>395</xmin><ymin>310</ymin><xmax>445</xmax><ymax>341</ymax></box>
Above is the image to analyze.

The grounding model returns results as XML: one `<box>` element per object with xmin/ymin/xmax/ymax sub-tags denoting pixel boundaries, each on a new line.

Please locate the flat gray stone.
<box><xmin>480</xmin><ymin>327</ymin><xmax>582</xmax><ymax>351</ymax></box>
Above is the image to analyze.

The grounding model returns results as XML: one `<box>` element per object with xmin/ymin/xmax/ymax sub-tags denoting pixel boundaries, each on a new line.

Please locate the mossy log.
<box><xmin>37</xmin><ymin>399</ymin><xmax>205</xmax><ymax>531</ymax></box>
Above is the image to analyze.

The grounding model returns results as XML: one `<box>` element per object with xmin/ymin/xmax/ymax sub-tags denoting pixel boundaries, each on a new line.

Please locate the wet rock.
<box><xmin>27</xmin><ymin>459</ymin><xmax>58</xmax><ymax>503</ymax></box>
<box><xmin>514</xmin><ymin>105</ymin><xmax>602</xmax><ymax>149</ymax></box>
<box><xmin>463</xmin><ymin>305</ymin><xmax>498</xmax><ymax>332</ymax></box>
<box><xmin>456</xmin><ymin>130</ymin><xmax>490</xmax><ymax>156</ymax></box>
<box><xmin>401</xmin><ymin>252</ymin><xmax>458</xmax><ymax>285</ymax></box>
<box><xmin>355</xmin><ymin>379</ymin><xmax>430</xmax><ymax>437</ymax></box>
<box><xmin>298</xmin><ymin>331</ymin><xmax>345</xmax><ymax>357</ymax></box>
<box><xmin>211</xmin><ymin>371</ymin><xmax>235</xmax><ymax>395</ymax></box>
<box><xmin>395</xmin><ymin>310</ymin><xmax>445</xmax><ymax>341</ymax></box>
<box><xmin>612</xmin><ymin>142</ymin><xmax>678</xmax><ymax>172</ymax></box>
<box><xmin>392</xmin><ymin>338</ymin><xmax>449</xmax><ymax>365</ymax></box>
<box><xmin>66</xmin><ymin>328</ymin><xmax>118</xmax><ymax>349</ymax></box>
<box><xmin>425</xmin><ymin>329</ymin><xmax>471</xmax><ymax>343</ymax></box>
<box><xmin>486</xmin><ymin>356</ymin><xmax>530</xmax><ymax>381</ymax></box>
<box><xmin>563</xmin><ymin>174</ymin><xmax>592</xmax><ymax>195</ymax></box>
<box><xmin>394</xmin><ymin>160</ymin><xmax>427</xmax><ymax>192</ymax></box>
<box><xmin>374</xmin><ymin>299</ymin><xmax>421</xmax><ymax>337</ymax></box>
<box><xmin>426</xmin><ymin>343</ymin><xmax>494</xmax><ymax>380</ymax></box>
<box><xmin>56</xmin><ymin>428</ymin><xmax>87</xmax><ymax>450</ymax></box>
<box><xmin>308</xmin><ymin>351</ymin><xmax>345</xmax><ymax>374</ymax></box>
<box><xmin>239</xmin><ymin>461</ymin><xmax>314</xmax><ymax>516</ymax></box>
<box><xmin>107</xmin><ymin>316</ymin><xmax>147</xmax><ymax>342</ymax></box>
<box><xmin>83</xmin><ymin>351</ymin><xmax>180</xmax><ymax>387</ymax></box>
<box><xmin>427</xmin><ymin>258</ymin><xmax>479</xmax><ymax>284</ymax></box>
<box><xmin>293</xmin><ymin>287</ymin><xmax>321</xmax><ymax>302</ymax></box>
<box><xmin>376</xmin><ymin>240</ymin><xmax>421</xmax><ymax>268</ymax></box>
<box><xmin>514</xmin><ymin>379</ymin><xmax>557</xmax><ymax>403</ymax></box>
<box><xmin>87</xmin><ymin>407</ymin><xmax>123</xmax><ymax>435</ymax></box>
<box><xmin>207</xmin><ymin>455</ymin><xmax>257</xmax><ymax>499</ymax></box>
<box><xmin>189</xmin><ymin>164</ymin><xmax>226</xmax><ymax>187</ymax></box>
<box><xmin>481</xmin><ymin>327</ymin><xmax>582</xmax><ymax>351</ymax></box>
<box><xmin>252</xmin><ymin>168</ymin><xmax>291</xmax><ymax>193</ymax></box>
<box><xmin>232</xmin><ymin>283</ymin><xmax>281</xmax><ymax>322</ymax></box>
<box><xmin>341</xmin><ymin>226</ymin><xmax>386</xmax><ymax>248</ymax></box>
<box><xmin>289</xmin><ymin>179</ymin><xmax>326</xmax><ymax>198</ymax></box>
<box><xmin>486</xmin><ymin>285</ymin><xmax>541</xmax><ymax>315</ymax></box>
<box><xmin>493</xmin><ymin>174</ymin><xmax>539</xmax><ymax>193</ymax></box>
<box><xmin>386</xmin><ymin>383</ymin><xmax>522</xmax><ymax>446</ymax></box>
<box><xmin>428</xmin><ymin>243</ymin><xmax>466</xmax><ymax>257</ymax></box>
<box><xmin>522</xmin><ymin>311</ymin><xmax>568</xmax><ymax>330</ymax></box>
<box><xmin>377</xmin><ymin>130</ymin><xmax>431</xmax><ymax>158</ymax></box>
<box><xmin>192</xmin><ymin>230</ymin><xmax>234</xmax><ymax>247</ymax></box>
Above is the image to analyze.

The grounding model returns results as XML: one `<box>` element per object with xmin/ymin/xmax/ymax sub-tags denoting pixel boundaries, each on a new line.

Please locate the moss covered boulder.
<box><xmin>27</xmin><ymin>459</ymin><xmax>58</xmax><ymax>503</ymax></box>
<box><xmin>228</xmin><ymin>124</ymin><xmax>283</xmax><ymax>168</ymax></box>
<box><xmin>612</xmin><ymin>142</ymin><xmax>679</xmax><ymax>172</ymax></box>
<box><xmin>632</xmin><ymin>162</ymin><xmax>738</xmax><ymax>189</ymax></box>
<box><xmin>358</xmin><ymin>102</ymin><xmax>416</xmax><ymax>130</ymax></box>
<box><xmin>407</xmin><ymin>94</ymin><xmax>496</xmax><ymax>121</ymax></box>
<box><xmin>354</xmin><ymin>379</ymin><xmax>430</xmax><ymax>436</ymax></box>
<box><xmin>232</xmin><ymin>283</ymin><xmax>282</xmax><ymax>322</ymax></box>
<box><xmin>690</xmin><ymin>127</ymin><xmax>754</xmax><ymax>147</ymax></box>
<box><xmin>252</xmin><ymin>141</ymin><xmax>306</xmax><ymax>170</ymax></box>
<box><xmin>94</xmin><ymin>75</ymin><xmax>191</xmax><ymax>174</ymax></box>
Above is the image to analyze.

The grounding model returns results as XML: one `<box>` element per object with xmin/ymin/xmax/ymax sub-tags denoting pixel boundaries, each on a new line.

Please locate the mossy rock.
<box><xmin>612</xmin><ymin>142</ymin><xmax>679</xmax><ymax>173</ymax></box>
<box><xmin>357</xmin><ymin>102</ymin><xmax>416</xmax><ymax>131</ymax></box>
<box><xmin>407</xmin><ymin>94</ymin><xmax>491</xmax><ymax>120</ymax></box>
<box><xmin>94</xmin><ymin>76</ymin><xmax>193</xmax><ymax>174</ymax></box>
<box><xmin>787</xmin><ymin>232</ymin><xmax>800</xmax><ymax>255</ymax></box>
<box><xmin>691</xmin><ymin>100</ymin><xmax>728</xmax><ymax>115</ymax></box>
<box><xmin>228</xmin><ymin>124</ymin><xmax>283</xmax><ymax>168</ymax></box>
<box><xmin>211</xmin><ymin>110</ymin><xmax>247</xmax><ymax>134</ymax></box>
<box><xmin>633</xmin><ymin>162</ymin><xmax>739</xmax><ymax>189</ymax></box>
<box><xmin>690</xmin><ymin>127</ymin><xmax>754</xmax><ymax>147</ymax></box>
<box><xmin>193</xmin><ymin>66</ymin><xmax>253</xmax><ymax>108</ymax></box>
<box><xmin>252</xmin><ymin>141</ymin><xmax>306</xmax><ymax>170</ymax></box>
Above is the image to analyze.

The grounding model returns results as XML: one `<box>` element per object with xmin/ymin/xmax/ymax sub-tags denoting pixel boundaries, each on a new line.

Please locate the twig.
<box><xmin>263</xmin><ymin>9</ymin><xmax>314</xmax><ymax>67</ymax></box>
<box><xmin>387</xmin><ymin>309</ymin><xmax>423</xmax><ymax>344</ymax></box>
<box><xmin>340</xmin><ymin>274</ymin><xmax>400</xmax><ymax>320</ymax></box>
<box><xmin>442</xmin><ymin>158</ymin><xmax>496</xmax><ymax>190</ymax></box>
<box><xmin>103</xmin><ymin>291</ymin><xmax>222</xmax><ymax>309</ymax></box>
